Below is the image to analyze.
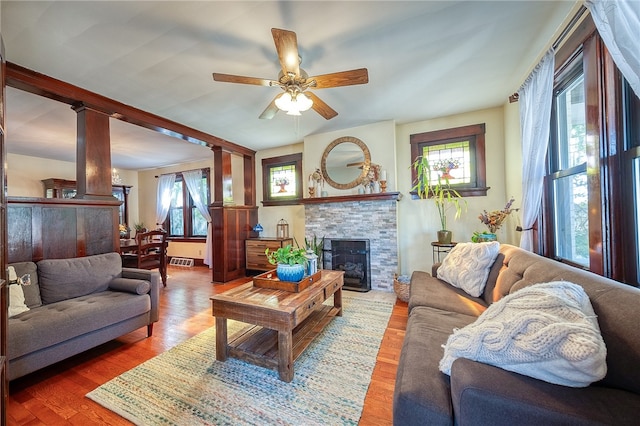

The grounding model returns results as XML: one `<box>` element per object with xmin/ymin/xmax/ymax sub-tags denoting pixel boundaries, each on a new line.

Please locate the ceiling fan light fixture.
<box><xmin>296</xmin><ymin>92</ymin><xmax>313</xmax><ymax>112</ymax></box>
<box><xmin>275</xmin><ymin>90</ymin><xmax>313</xmax><ymax>114</ymax></box>
<box><xmin>275</xmin><ymin>91</ymin><xmax>293</xmax><ymax>111</ymax></box>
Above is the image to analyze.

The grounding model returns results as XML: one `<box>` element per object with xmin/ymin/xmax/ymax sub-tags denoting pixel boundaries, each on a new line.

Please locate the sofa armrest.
<box><xmin>432</xmin><ymin>262</ymin><xmax>441</xmax><ymax>277</ymax></box>
<box><xmin>122</xmin><ymin>268</ymin><xmax>160</xmax><ymax>323</ymax></box>
<box><xmin>450</xmin><ymin>358</ymin><xmax>639</xmax><ymax>426</ymax></box>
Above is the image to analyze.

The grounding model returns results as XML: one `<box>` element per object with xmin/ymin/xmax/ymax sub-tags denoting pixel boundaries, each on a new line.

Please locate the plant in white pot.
<box><xmin>265</xmin><ymin>244</ymin><xmax>308</xmax><ymax>282</ymax></box>
<box><xmin>412</xmin><ymin>156</ymin><xmax>466</xmax><ymax>243</ymax></box>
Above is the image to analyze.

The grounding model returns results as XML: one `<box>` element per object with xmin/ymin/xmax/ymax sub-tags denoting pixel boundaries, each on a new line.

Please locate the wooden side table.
<box><xmin>431</xmin><ymin>242</ymin><xmax>457</xmax><ymax>263</ymax></box>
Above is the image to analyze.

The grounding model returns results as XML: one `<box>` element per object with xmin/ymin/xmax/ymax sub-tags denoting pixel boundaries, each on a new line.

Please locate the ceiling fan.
<box><xmin>212</xmin><ymin>28</ymin><xmax>369</xmax><ymax>120</ymax></box>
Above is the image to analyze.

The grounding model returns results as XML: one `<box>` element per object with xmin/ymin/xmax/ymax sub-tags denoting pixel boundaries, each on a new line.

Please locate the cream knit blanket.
<box><xmin>439</xmin><ymin>281</ymin><xmax>607</xmax><ymax>387</ymax></box>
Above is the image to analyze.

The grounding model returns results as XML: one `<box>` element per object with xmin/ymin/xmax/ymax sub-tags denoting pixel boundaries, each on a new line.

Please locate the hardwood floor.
<box><xmin>7</xmin><ymin>266</ymin><xmax>408</xmax><ymax>425</ymax></box>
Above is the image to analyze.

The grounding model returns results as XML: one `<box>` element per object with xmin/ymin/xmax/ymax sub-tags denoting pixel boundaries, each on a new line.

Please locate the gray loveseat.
<box><xmin>393</xmin><ymin>243</ymin><xmax>640</xmax><ymax>425</ymax></box>
<box><xmin>7</xmin><ymin>252</ymin><xmax>160</xmax><ymax>380</ymax></box>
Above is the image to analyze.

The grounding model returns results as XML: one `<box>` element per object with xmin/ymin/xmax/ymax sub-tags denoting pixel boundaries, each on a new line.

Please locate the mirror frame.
<box><xmin>321</xmin><ymin>136</ymin><xmax>371</xmax><ymax>190</ymax></box>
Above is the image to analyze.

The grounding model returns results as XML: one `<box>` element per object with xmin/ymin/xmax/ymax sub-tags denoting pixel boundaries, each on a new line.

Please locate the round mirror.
<box><xmin>321</xmin><ymin>136</ymin><xmax>371</xmax><ymax>189</ymax></box>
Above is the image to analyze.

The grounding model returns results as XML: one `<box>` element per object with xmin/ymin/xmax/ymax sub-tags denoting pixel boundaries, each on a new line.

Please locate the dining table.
<box><xmin>119</xmin><ymin>239</ymin><xmax>138</xmax><ymax>254</ymax></box>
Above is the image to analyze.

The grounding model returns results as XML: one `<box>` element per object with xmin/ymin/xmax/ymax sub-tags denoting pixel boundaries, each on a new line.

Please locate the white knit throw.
<box><xmin>439</xmin><ymin>281</ymin><xmax>607</xmax><ymax>387</ymax></box>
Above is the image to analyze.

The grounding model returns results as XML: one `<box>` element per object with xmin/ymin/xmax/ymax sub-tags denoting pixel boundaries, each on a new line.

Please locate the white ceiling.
<box><xmin>2</xmin><ymin>1</ymin><xmax>577</xmax><ymax>170</ymax></box>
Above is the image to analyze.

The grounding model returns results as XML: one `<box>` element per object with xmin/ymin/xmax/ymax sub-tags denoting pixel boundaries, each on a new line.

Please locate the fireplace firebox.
<box><xmin>323</xmin><ymin>239</ymin><xmax>371</xmax><ymax>292</ymax></box>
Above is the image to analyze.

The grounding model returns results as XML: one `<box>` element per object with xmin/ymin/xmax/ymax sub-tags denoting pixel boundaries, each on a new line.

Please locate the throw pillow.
<box><xmin>436</xmin><ymin>241</ymin><xmax>500</xmax><ymax>297</ymax></box>
<box><xmin>8</xmin><ymin>266</ymin><xmax>30</xmax><ymax>317</ymax></box>
<box><xmin>9</xmin><ymin>261</ymin><xmax>42</xmax><ymax>308</ymax></box>
<box><xmin>439</xmin><ymin>281</ymin><xmax>607</xmax><ymax>388</ymax></box>
<box><xmin>109</xmin><ymin>278</ymin><xmax>151</xmax><ymax>295</ymax></box>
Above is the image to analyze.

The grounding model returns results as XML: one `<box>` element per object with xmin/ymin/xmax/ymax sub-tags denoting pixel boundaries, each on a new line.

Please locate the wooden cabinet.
<box><xmin>41</xmin><ymin>178</ymin><xmax>132</xmax><ymax>225</ymax></box>
<box><xmin>246</xmin><ymin>237</ymin><xmax>293</xmax><ymax>271</ymax></box>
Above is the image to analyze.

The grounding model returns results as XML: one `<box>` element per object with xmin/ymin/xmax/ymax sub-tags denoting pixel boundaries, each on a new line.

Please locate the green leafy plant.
<box><xmin>304</xmin><ymin>234</ymin><xmax>324</xmax><ymax>263</ymax></box>
<box><xmin>265</xmin><ymin>244</ymin><xmax>308</xmax><ymax>266</ymax></box>
<box><xmin>412</xmin><ymin>155</ymin><xmax>466</xmax><ymax>230</ymax></box>
<box><xmin>134</xmin><ymin>222</ymin><xmax>146</xmax><ymax>231</ymax></box>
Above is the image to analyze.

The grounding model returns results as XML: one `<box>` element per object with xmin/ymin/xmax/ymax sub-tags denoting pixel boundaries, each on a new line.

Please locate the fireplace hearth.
<box><xmin>323</xmin><ymin>239</ymin><xmax>371</xmax><ymax>292</ymax></box>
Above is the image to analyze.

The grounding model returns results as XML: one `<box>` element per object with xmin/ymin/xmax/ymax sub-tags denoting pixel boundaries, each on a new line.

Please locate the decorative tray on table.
<box><xmin>253</xmin><ymin>270</ymin><xmax>322</xmax><ymax>292</ymax></box>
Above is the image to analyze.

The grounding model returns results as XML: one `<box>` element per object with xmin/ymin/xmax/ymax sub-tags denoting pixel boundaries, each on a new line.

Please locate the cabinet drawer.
<box><xmin>294</xmin><ymin>292</ymin><xmax>325</xmax><ymax>325</ymax></box>
<box><xmin>324</xmin><ymin>277</ymin><xmax>343</xmax><ymax>299</ymax></box>
<box><xmin>245</xmin><ymin>238</ymin><xmax>293</xmax><ymax>271</ymax></box>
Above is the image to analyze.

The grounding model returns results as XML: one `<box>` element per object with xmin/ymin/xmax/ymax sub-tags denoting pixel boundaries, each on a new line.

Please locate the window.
<box><xmin>540</xmin><ymin>15</ymin><xmax>640</xmax><ymax>285</ymax></box>
<box><xmin>165</xmin><ymin>169</ymin><xmax>210</xmax><ymax>238</ymax></box>
<box><xmin>262</xmin><ymin>153</ymin><xmax>303</xmax><ymax>206</ymax></box>
<box><xmin>410</xmin><ymin>123</ymin><xmax>488</xmax><ymax>197</ymax></box>
<box><xmin>548</xmin><ymin>69</ymin><xmax>588</xmax><ymax>266</ymax></box>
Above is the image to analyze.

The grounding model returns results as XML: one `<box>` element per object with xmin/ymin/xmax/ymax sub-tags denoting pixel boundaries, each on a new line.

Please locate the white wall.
<box><xmin>255</xmin><ymin>143</ymin><xmax>305</xmax><ymax>244</ymax></box>
<box><xmin>6</xmin><ymin>153</ymin><xmax>140</xmax><ymax>225</ymax></box>
<box><xmin>396</xmin><ymin>106</ymin><xmax>517</xmax><ymax>276</ymax></box>
<box><xmin>303</xmin><ymin>120</ymin><xmax>397</xmax><ymax>196</ymax></box>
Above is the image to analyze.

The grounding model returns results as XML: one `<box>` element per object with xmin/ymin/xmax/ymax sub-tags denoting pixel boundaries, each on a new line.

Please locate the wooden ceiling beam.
<box><xmin>5</xmin><ymin>62</ymin><xmax>255</xmax><ymax>157</ymax></box>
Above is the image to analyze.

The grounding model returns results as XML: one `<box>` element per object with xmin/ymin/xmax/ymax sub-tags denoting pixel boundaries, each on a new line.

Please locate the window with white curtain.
<box><xmin>165</xmin><ymin>169</ymin><xmax>210</xmax><ymax>238</ymax></box>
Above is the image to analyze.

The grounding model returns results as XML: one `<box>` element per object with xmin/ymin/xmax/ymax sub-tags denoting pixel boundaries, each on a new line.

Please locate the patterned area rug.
<box><xmin>87</xmin><ymin>292</ymin><xmax>395</xmax><ymax>425</ymax></box>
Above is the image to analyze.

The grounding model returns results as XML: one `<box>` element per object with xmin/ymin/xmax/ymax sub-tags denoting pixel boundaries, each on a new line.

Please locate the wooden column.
<box><xmin>211</xmin><ymin>146</ymin><xmax>224</xmax><ymax>206</ymax></box>
<box><xmin>0</xmin><ymin>33</ymin><xmax>8</xmax><ymax>426</ymax></box>
<box><xmin>73</xmin><ymin>104</ymin><xmax>113</xmax><ymax>200</ymax></box>
<box><xmin>244</xmin><ymin>153</ymin><xmax>256</xmax><ymax>206</ymax></box>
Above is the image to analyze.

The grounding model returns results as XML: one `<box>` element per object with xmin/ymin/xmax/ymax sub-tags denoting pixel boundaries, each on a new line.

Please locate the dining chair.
<box><xmin>121</xmin><ymin>229</ymin><xmax>168</xmax><ymax>287</ymax></box>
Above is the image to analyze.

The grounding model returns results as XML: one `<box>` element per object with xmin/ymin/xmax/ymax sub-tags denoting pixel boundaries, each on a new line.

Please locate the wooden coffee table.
<box><xmin>211</xmin><ymin>269</ymin><xmax>344</xmax><ymax>382</ymax></box>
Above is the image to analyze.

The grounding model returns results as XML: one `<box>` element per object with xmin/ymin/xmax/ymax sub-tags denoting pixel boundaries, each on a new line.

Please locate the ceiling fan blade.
<box><xmin>310</xmin><ymin>68</ymin><xmax>369</xmax><ymax>89</ymax></box>
<box><xmin>212</xmin><ymin>73</ymin><xmax>273</xmax><ymax>87</ymax></box>
<box><xmin>271</xmin><ymin>28</ymin><xmax>300</xmax><ymax>80</ymax></box>
<box><xmin>259</xmin><ymin>96</ymin><xmax>280</xmax><ymax>120</ymax></box>
<box><xmin>306</xmin><ymin>92</ymin><xmax>338</xmax><ymax>120</ymax></box>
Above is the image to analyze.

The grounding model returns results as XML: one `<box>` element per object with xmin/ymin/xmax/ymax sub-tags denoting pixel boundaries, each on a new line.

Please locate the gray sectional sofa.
<box><xmin>393</xmin><ymin>243</ymin><xmax>640</xmax><ymax>425</ymax></box>
<box><xmin>7</xmin><ymin>252</ymin><xmax>160</xmax><ymax>380</ymax></box>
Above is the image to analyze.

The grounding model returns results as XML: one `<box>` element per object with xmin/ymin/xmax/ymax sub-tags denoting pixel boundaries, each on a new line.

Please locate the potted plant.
<box><xmin>412</xmin><ymin>156</ymin><xmax>466</xmax><ymax>243</ymax></box>
<box><xmin>133</xmin><ymin>222</ymin><xmax>146</xmax><ymax>237</ymax></box>
<box><xmin>265</xmin><ymin>244</ymin><xmax>308</xmax><ymax>282</ymax></box>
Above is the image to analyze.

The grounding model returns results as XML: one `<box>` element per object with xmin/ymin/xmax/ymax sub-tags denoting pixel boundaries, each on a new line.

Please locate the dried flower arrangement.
<box><xmin>478</xmin><ymin>197</ymin><xmax>516</xmax><ymax>233</ymax></box>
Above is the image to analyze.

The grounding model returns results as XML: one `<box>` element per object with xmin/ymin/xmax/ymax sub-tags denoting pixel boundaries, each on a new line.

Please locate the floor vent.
<box><xmin>169</xmin><ymin>257</ymin><xmax>194</xmax><ymax>267</ymax></box>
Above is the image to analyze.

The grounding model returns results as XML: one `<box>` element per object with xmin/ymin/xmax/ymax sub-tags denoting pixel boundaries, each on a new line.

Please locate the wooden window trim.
<box><xmin>410</xmin><ymin>123</ymin><xmax>489</xmax><ymax>198</ymax></box>
<box><xmin>261</xmin><ymin>153</ymin><xmax>303</xmax><ymax>206</ymax></box>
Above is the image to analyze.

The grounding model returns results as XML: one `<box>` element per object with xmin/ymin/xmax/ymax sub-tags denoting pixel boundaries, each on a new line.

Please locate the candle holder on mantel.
<box><xmin>380</xmin><ymin>180</ymin><xmax>387</xmax><ymax>193</ymax></box>
<box><xmin>308</xmin><ymin>186</ymin><xmax>315</xmax><ymax>198</ymax></box>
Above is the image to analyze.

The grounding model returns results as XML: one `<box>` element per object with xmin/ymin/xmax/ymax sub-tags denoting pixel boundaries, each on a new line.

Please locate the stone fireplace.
<box><xmin>323</xmin><ymin>238</ymin><xmax>371</xmax><ymax>291</ymax></box>
<box><xmin>304</xmin><ymin>195</ymin><xmax>398</xmax><ymax>292</ymax></box>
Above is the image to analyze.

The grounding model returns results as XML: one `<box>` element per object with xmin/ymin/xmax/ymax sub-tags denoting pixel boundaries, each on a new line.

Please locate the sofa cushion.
<box><xmin>409</xmin><ymin>271</ymin><xmax>488</xmax><ymax>317</ymax></box>
<box><xmin>9</xmin><ymin>261</ymin><xmax>42</xmax><ymax>308</ymax></box>
<box><xmin>37</xmin><ymin>253</ymin><xmax>122</xmax><ymax>304</ymax></box>
<box><xmin>440</xmin><ymin>281</ymin><xmax>607</xmax><ymax>387</ymax></box>
<box><xmin>393</xmin><ymin>306</ymin><xmax>477</xmax><ymax>426</ymax></box>
<box><xmin>437</xmin><ymin>242</ymin><xmax>500</xmax><ymax>297</ymax></box>
<box><xmin>451</xmin><ymin>357</ymin><xmax>640</xmax><ymax>426</ymax></box>
<box><xmin>8</xmin><ymin>290</ymin><xmax>151</xmax><ymax>359</ymax></box>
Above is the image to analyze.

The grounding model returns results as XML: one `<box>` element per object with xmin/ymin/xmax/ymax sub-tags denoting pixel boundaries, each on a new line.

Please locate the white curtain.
<box><xmin>586</xmin><ymin>0</ymin><xmax>640</xmax><ymax>98</ymax></box>
<box><xmin>518</xmin><ymin>49</ymin><xmax>555</xmax><ymax>251</ymax></box>
<box><xmin>182</xmin><ymin>170</ymin><xmax>213</xmax><ymax>268</ymax></box>
<box><xmin>155</xmin><ymin>173</ymin><xmax>176</xmax><ymax>228</ymax></box>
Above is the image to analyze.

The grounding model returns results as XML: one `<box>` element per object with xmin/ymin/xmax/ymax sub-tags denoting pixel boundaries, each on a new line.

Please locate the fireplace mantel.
<box><xmin>300</xmin><ymin>191</ymin><xmax>401</xmax><ymax>205</ymax></box>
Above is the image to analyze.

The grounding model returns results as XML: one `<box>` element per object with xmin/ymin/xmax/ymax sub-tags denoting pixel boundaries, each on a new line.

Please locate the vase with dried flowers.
<box><xmin>476</xmin><ymin>197</ymin><xmax>516</xmax><ymax>241</ymax></box>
